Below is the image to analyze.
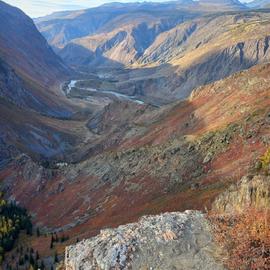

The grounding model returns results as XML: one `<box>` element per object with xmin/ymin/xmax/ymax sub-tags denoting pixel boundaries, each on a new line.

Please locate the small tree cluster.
<box><xmin>5</xmin><ymin>245</ymin><xmax>46</xmax><ymax>270</ymax></box>
<box><xmin>0</xmin><ymin>192</ymin><xmax>32</xmax><ymax>262</ymax></box>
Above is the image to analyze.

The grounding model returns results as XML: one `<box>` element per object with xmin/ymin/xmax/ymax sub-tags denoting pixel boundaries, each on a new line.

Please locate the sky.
<box><xmin>4</xmin><ymin>0</ymin><xmax>165</xmax><ymax>17</ymax></box>
<box><xmin>4</xmin><ymin>0</ymin><xmax>251</xmax><ymax>18</ymax></box>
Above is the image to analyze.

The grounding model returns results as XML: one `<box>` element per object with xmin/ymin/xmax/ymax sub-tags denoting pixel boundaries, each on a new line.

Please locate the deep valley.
<box><xmin>0</xmin><ymin>0</ymin><xmax>270</xmax><ymax>269</ymax></box>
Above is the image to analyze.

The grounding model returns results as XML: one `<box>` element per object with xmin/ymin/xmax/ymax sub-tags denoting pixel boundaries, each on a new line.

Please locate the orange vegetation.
<box><xmin>210</xmin><ymin>209</ymin><xmax>270</xmax><ymax>270</ymax></box>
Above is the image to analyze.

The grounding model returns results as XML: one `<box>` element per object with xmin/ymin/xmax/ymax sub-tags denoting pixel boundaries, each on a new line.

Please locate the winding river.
<box><xmin>67</xmin><ymin>80</ymin><xmax>144</xmax><ymax>105</ymax></box>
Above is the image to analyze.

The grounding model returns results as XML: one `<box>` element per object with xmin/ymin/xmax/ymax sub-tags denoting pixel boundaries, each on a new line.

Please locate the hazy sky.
<box><xmin>4</xmin><ymin>0</ymin><xmax>250</xmax><ymax>18</ymax></box>
<box><xmin>4</xmin><ymin>0</ymin><xmax>165</xmax><ymax>17</ymax></box>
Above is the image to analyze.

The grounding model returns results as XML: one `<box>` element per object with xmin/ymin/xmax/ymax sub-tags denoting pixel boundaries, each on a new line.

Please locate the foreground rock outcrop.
<box><xmin>65</xmin><ymin>210</ymin><xmax>225</xmax><ymax>270</ymax></box>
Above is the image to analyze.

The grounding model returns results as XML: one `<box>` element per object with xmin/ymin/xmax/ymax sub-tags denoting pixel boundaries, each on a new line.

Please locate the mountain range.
<box><xmin>0</xmin><ymin>0</ymin><xmax>270</xmax><ymax>269</ymax></box>
<box><xmin>35</xmin><ymin>0</ymin><xmax>270</xmax><ymax>104</ymax></box>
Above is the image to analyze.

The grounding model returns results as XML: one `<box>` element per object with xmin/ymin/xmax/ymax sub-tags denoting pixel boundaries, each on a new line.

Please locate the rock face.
<box><xmin>65</xmin><ymin>211</ymin><xmax>225</xmax><ymax>270</ymax></box>
<box><xmin>121</xmin><ymin>13</ymin><xmax>270</xmax><ymax>102</ymax></box>
<box><xmin>36</xmin><ymin>1</ymin><xmax>248</xmax><ymax>70</ymax></box>
<box><xmin>52</xmin><ymin>11</ymin><xmax>191</xmax><ymax>69</ymax></box>
<box><xmin>212</xmin><ymin>175</ymin><xmax>270</xmax><ymax>213</ymax></box>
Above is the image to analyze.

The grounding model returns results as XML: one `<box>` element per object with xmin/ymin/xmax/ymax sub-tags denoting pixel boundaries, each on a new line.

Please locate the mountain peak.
<box><xmin>247</xmin><ymin>0</ymin><xmax>270</xmax><ymax>8</ymax></box>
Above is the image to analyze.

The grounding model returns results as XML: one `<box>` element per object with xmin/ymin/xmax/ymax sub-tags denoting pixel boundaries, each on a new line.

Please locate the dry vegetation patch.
<box><xmin>210</xmin><ymin>209</ymin><xmax>270</xmax><ymax>270</ymax></box>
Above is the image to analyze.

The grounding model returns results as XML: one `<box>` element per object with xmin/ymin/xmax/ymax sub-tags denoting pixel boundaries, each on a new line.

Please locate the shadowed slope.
<box><xmin>0</xmin><ymin>0</ymin><xmax>73</xmax><ymax>116</ymax></box>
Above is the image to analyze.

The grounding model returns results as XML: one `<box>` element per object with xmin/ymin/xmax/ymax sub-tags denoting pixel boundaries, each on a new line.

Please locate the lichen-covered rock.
<box><xmin>65</xmin><ymin>210</ymin><xmax>225</xmax><ymax>270</ymax></box>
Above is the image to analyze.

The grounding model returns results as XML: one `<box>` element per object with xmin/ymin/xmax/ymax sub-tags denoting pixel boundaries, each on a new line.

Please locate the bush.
<box><xmin>260</xmin><ymin>148</ymin><xmax>270</xmax><ymax>173</ymax></box>
<box><xmin>210</xmin><ymin>208</ymin><xmax>270</xmax><ymax>269</ymax></box>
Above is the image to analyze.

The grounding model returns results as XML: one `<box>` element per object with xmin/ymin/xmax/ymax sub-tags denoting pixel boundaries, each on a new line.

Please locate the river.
<box><xmin>67</xmin><ymin>80</ymin><xmax>144</xmax><ymax>105</ymax></box>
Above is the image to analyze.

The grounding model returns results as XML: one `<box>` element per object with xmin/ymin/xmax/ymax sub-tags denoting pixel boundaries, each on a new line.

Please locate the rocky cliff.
<box><xmin>117</xmin><ymin>12</ymin><xmax>270</xmax><ymax>102</ymax></box>
<box><xmin>64</xmin><ymin>174</ymin><xmax>270</xmax><ymax>270</ymax></box>
<box><xmin>65</xmin><ymin>211</ymin><xmax>225</xmax><ymax>270</ymax></box>
<box><xmin>212</xmin><ymin>174</ymin><xmax>270</xmax><ymax>213</ymax></box>
<box><xmin>36</xmin><ymin>1</ymin><xmax>248</xmax><ymax>71</ymax></box>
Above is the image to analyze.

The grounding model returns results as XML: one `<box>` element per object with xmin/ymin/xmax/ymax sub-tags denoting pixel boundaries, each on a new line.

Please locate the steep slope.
<box><xmin>1</xmin><ymin>63</ymin><xmax>269</xmax><ymax>253</ymax></box>
<box><xmin>0</xmin><ymin>1</ymin><xmax>69</xmax><ymax>87</ymax></box>
<box><xmin>0</xmin><ymin>0</ymin><xmax>71</xmax><ymax>116</ymax></box>
<box><xmin>139</xmin><ymin>12</ymin><xmax>270</xmax><ymax>64</ymax></box>
<box><xmin>0</xmin><ymin>1</ymin><xmax>86</xmax><ymax>171</ymax></box>
<box><xmin>36</xmin><ymin>0</ymin><xmax>248</xmax><ymax>70</ymax></box>
<box><xmin>38</xmin><ymin>5</ymin><xmax>201</xmax><ymax>69</ymax></box>
<box><xmin>0</xmin><ymin>57</ymin><xmax>71</xmax><ymax>117</ymax></box>
<box><xmin>58</xmin><ymin>14</ymin><xmax>184</xmax><ymax>68</ymax></box>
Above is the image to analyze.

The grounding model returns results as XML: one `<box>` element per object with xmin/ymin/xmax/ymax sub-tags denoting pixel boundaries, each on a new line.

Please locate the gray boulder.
<box><xmin>65</xmin><ymin>210</ymin><xmax>225</xmax><ymax>270</ymax></box>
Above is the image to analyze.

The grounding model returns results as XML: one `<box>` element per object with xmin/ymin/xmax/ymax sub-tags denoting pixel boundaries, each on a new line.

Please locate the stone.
<box><xmin>65</xmin><ymin>210</ymin><xmax>225</xmax><ymax>270</ymax></box>
<box><xmin>203</xmin><ymin>152</ymin><xmax>213</xmax><ymax>164</ymax></box>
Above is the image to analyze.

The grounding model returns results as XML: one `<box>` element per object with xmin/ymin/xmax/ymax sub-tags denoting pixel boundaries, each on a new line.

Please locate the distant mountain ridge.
<box><xmin>35</xmin><ymin>1</ymin><xmax>199</xmax><ymax>50</ymax></box>
<box><xmin>198</xmin><ymin>0</ymin><xmax>247</xmax><ymax>9</ymax></box>
<box><xmin>247</xmin><ymin>0</ymin><xmax>270</xmax><ymax>8</ymax></box>
<box><xmin>34</xmin><ymin>0</ymin><xmax>255</xmax><ymax>71</ymax></box>
<box><xmin>35</xmin><ymin>0</ymin><xmax>246</xmax><ymax>50</ymax></box>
